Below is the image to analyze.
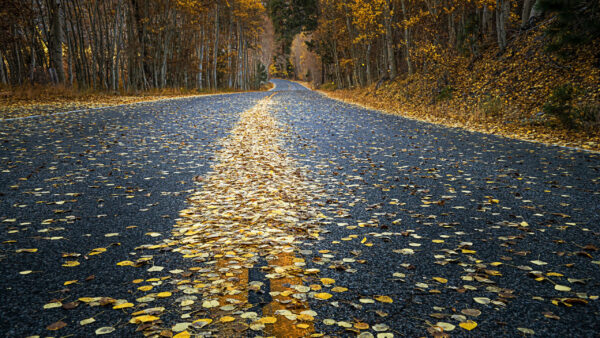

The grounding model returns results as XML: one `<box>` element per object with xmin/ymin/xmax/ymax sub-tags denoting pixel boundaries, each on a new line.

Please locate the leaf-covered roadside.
<box><xmin>0</xmin><ymin>88</ymin><xmax>264</xmax><ymax>120</ymax></box>
<box><xmin>320</xmin><ymin>23</ymin><xmax>600</xmax><ymax>153</ymax></box>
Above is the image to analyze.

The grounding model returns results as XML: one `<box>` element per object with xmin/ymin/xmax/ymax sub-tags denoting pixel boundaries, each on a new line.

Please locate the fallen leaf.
<box><xmin>375</xmin><ymin>295</ymin><xmax>393</xmax><ymax>303</ymax></box>
<box><xmin>320</xmin><ymin>278</ymin><xmax>335</xmax><ymax>285</ymax></box>
<box><xmin>113</xmin><ymin>302</ymin><xmax>134</xmax><ymax>309</ymax></box>
<box><xmin>132</xmin><ymin>315</ymin><xmax>160</xmax><ymax>323</ymax></box>
<box><xmin>461</xmin><ymin>308</ymin><xmax>481</xmax><ymax>317</ymax></box>
<box><xmin>220</xmin><ymin>316</ymin><xmax>236</xmax><ymax>323</ymax></box>
<box><xmin>46</xmin><ymin>320</ymin><xmax>67</xmax><ymax>330</ymax></box>
<box><xmin>95</xmin><ymin>327</ymin><xmax>116</xmax><ymax>335</ymax></box>
<box><xmin>436</xmin><ymin>322</ymin><xmax>456</xmax><ymax>331</ymax></box>
<box><xmin>473</xmin><ymin>297</ymin><xmax>490</xmax><ymax>304</ymax></box>
<box><xmin>517</xmin><ymin>328</ymin><xmax>535</xmax><ymax>334</ymax></box>
<box><xmin>459</xmin><ymin>320</ymin><xmax>477</xmax><ymax>331</ymax></box>
<box><xmin>259</xmin><ymin>316</ymin><xmax>277</xmax><ymax>324</ymax></box>
<box><xmin>173</xmin><ymin>331</ymin><xmax>190</xmax><ymax>338</ymax></box>
<box><xmin>315</xmin><ymin>292</ymin><xmax>333</xmax><ymax>300</ymax></box>
<box><xmin>80</xmin><ymin>317</ymin><xmax>96</xmax><ymax>325</ymax></box>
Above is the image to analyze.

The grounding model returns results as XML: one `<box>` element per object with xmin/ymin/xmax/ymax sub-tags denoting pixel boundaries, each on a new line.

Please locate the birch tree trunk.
<box><xmin>400</xmin><ymin>0</ymin><xmax>413</xmax><ymax>75</ymax></box>
<box><xmin>383</xmin><ymin>0</ymin><xmax>397</xmax><ymax>79</ymax></box>
<box><xmin>212</xmin><ymin>2</ymin><xmax>220</xmax><ymax>89</ymax></box>
<box><xmin>48</xmin><ymin>0</ymin><xmax>65</xmax><ymax>84</ymax></box>
<box><xmin>496</xmin><ymin>0</ymin><xmax>510</xmax><ymax>51</ymax></box>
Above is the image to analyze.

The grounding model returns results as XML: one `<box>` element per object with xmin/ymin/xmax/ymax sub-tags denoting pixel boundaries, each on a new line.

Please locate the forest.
<box><xmin>0</xmin><ymin>0</ymin><xmax>271</xmax><ymax>92</ymax></box>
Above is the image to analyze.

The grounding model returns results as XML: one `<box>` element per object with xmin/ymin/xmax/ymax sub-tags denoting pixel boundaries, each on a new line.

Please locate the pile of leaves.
<box><xmin>323</xmin><ymin>21</ymin><xmax>600</xmax><ymax>152</ymax></box>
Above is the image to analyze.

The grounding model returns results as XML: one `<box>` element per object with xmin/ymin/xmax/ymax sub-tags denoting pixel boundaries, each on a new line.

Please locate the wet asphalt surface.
<box><xmin>1</xmin><ymin>79</ymin><xmax>599</xmax><ymax>337</ymax></box>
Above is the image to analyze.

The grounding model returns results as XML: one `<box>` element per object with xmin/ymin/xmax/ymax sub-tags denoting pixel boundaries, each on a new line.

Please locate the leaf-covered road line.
<box><xmin>129</xmin><ymin>93</ymin><xmax>328</xmax><ymax>336</ymax></box>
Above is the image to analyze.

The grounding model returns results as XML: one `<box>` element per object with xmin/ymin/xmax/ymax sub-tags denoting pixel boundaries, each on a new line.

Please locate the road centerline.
<box><xmin>138</xmin><ymin>93</ymin><xmax>325</xmax><ymax>336</ymax></box>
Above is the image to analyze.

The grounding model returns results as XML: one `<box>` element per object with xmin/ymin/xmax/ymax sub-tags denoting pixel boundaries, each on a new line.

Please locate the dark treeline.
<box><xmin>0</xmin><ymin>0</ymin><xmax>269</xmax><ymax>92</ymax></box>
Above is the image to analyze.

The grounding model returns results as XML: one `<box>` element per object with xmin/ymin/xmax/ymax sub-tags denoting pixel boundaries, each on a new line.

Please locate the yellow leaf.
<box><xmin>132</xmin><ymin>315</ymin><xmax>160</xmax><ymax>323</ymax></box>
<box><xmin>546</xmin><ymin>272</ymin><xmax>563</xmax><ymax>277</ymax></box>
<box><xmin>43</xmin><ymin>302</ymin><xmax>62</xmax><ymax>309</ymax></box>
<box><xmin>156</xmin><ymin>292</ymin><xmax>172</xmax><ymax>298</ymax></box>
<box><xmin>375</xmin><ymin>295</ymin><xmax>393</xmax><ymax>303</ymax></box>
<box><xmin>433</xmin><ymin>277</ymin><xmax>448</xmax><ymax>283</ymax></box>
<box><xmin>88</xmin><ymin>248</ymin><xmax>107</xmax><ymax>255</ymax></box>
<box><xmin>320</xmin><ymin>278</ymin><xmax>335</xmax><ymax>285</ymax></box>
<box><xmin>80</xmin><ymin>317</ymin><xmax>95</xmax><ymax>325</ymax></box>
<box><xmin>461</xmin><ymin>249</ymin><xmax>476</xmax><ymax>254</ymax></box>
<box><xmin>113</xmin><ymin>302</ymin><xmax>134</xmax><ymax>309</ymax></box>
<box><xmin>331</xmin><ymin>286</ymin><xmax>348</xmax><ymax>292</ymax></box>
<box><xmin>555</xmin><ymin>285</ymin><xmax>571</xmax><ymax>292</ymax></box>
<box><xmin>459</xmin><ymin>320</ymin><xmax>477</xmax><ymax>331</ymax></box>
<box><xmin>297</xmin><ymin>314</ymin><xmax>314</xmax><ymax>321</ymax></box>
<box><xmin>64</xmin><ymin>280</ymin><xmax>78</xmax><ymax>286</ymax></box>
<box><xmin>315</xmin><ymin>293</ymin><xmax>333</xmax><ymax>300</ymax></box>
<box><xmin>62</xmin><ymin>260</ymin><xmax>80</xmax><ymax>267</ymax></box>
<box><xmin>354</xmin><ymin>322</ymin><xmax>369</xmax><ymax>330</ymax></box>
<box><xmin>259</xmin><ymin>316</ymin><xmax>277</xmax><ymax>324</ymax></box>
<box><xmin>193</xmin><ymin>318</ymin><xmax>213</xmax><ymax>325</ymax></box>
<box><xmin>297</xmin><ymin>323</ymin><xmax>310</xmax><ymax>329</ymax></box>
<box><xmin>138</xmin><ymin>285</ymin><xmax>153</xmax><ymax>292</ymax></box>
<box><xmin>16</xmin><ymin>248</ymin><xmax>38</xmax><ymax>253</ymax></box>
<box><xmin>173</xmin><ymin>331</ymin><xmax>191</xmax><ymax>338</ymax></box>
<box><xmin>78</xmin><ymin>297</ymin><xmax>99</xmax><ymax>303</ymax></box>
<box><xmin>117</xmin><ymin>260</ymin><xmax>134</xmax><ymax>266</ymax></box>
<box><xmin>220</xmin><ymin>316</ymin><xmax>236</xmax><ymax>323</ymax></box>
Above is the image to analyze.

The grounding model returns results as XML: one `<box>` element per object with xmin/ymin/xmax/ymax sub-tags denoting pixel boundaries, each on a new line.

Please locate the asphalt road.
<box><xmin>0</xmin><ymin>79</ymin><xmax>599</xmax><ymax>337</ymax></box>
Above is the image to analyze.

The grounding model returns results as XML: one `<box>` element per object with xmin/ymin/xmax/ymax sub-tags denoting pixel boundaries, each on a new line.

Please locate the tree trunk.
<box><xmin>48</xmin><ymin>0</ymin><xmax>65</xmax><ymax>84</ymax></box>
<box><xmin>197</xmin><ymin>23</ymin><xmax>205</xmax><ymax>90</ymax></box>
<box><xmin>365</xmin><ymin>43</ymin><xmax>372</xmax><ymax>85</ymax></box>
<box><xmin>521</xmin><ymin>0</ymin><xmax>534</xmax><ymax>27</ymax></box>
<box><xmin>529</xmin><ymin>0</ymin><xmax>543</xmax><ymax>19</ymax></box>
<box><xmin>212</xmin><ymin>2</ymin><xmax>220</xmax><ymax>89</ymax></box>
<box><xmin>0</xmin><ymin>52</ymin><xmax>6</xmax><ymax>85</ymax></box>
<box><xmin>343</xmin><ymin>5</ymin><xmax>362</xmax><ymax>86</ymax></box>
<box><xmin>384</xmin><ymin>0</ymin><xmax>397</xmax><ymax>79</ymax></box>
<box><xmin>400</xmin><ymin>0</ymin><xmax>413</xmax><ymax>75</ymax></box>
<box><xmin>496</xmin><ymin>0</ymin><xmax>509</xmax><ymax>51</ymax></box>
<box><xmin>332</xmin><ymin>40</ymin><xmax>342</xmax><ymax>88</ymax></box>
<box><xmin>227</xmin><ymin>16</ymin><xmax>233</xmax><ymax>88</ymax></box>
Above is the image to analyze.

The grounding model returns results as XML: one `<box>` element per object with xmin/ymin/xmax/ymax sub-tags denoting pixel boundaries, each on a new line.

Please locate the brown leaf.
<box><xmin>46</xmin><ymin>320</ymin><xmax>67</xmax><ymax>331</ymax></box>
<box><xmin>62</xmin><ymin>301</ymin><xmax>80</xmax><ymax>309</ymax></box>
